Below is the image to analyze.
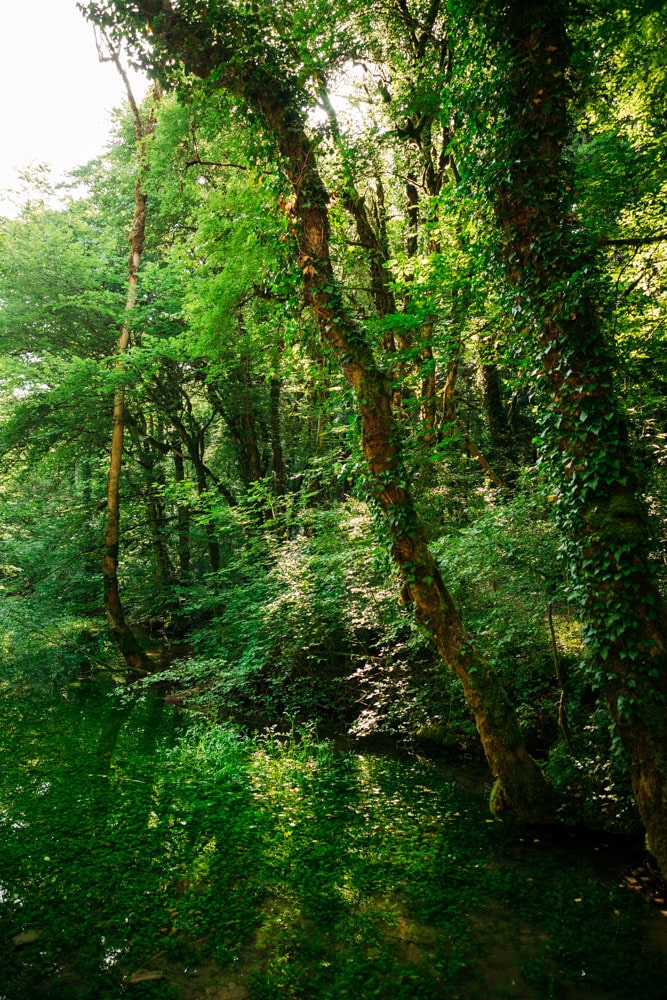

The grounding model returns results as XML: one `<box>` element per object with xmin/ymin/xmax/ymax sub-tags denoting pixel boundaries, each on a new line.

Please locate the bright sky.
<box><xmin>0</xmin><ymin>0</ymin><xmax>146</xmax><ymax>217</ymax></box>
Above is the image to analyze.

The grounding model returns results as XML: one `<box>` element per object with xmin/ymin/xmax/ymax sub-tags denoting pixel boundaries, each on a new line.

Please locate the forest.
<box><xmin>1</xmin><ymin>1</ymin><xmax>667</xmax><ymax>997</ymax></box>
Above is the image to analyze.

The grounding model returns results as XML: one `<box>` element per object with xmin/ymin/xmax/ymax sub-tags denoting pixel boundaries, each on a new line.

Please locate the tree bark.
<box><xmin>268</xmin><ymin>101</ymin><xmax>549</xmax><ymax>817</ymax></box>
<box><xmin>207</xmin><ymin>345</ymin><xmax>265</xmax><ymax>491</ymax></box>
<box><xmin>478</xmin><ymin>343</ymin><xmax>518</xmax><ymax>483</ymax></box>
<box><xmin>482</xmin><ymin>0</ymin><xmax>667</xmax><ymax>873</ymax></box>
<box><xmin>269</xmin><ymin>376</ymin><xmax>286</xmax><ymax>498</ymax></box>
<box><xmin>102</xmin><ymin>175</ymin><xmax>148</xmax><ymax>673</ymax></box>
<box><xmin>130</xmin><ymin>416</ymin><xmax>176</xmax><ymax>593</ymax></box>
<box><xmin>187</xmin><ymin>435</ymin><xmax>221</xmax><ymax>574</ymax></box>
<box><xmin>101</xmin><ymin>60</ymin><xmax>158</xmax><ymax>674</ymax></box>
<box><xmin>159</xmin><ymin>385</ymin><xmax>223</xmax><ymax>573</ymax></box>
<box><xmin>172</xmin><ymin>446</ymin><xmax>191</xmax><ymax>576</ymax></box>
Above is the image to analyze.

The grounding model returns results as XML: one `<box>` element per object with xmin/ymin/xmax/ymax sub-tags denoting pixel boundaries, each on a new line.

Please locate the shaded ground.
<box><xmin>1</xmin><ymin>692</ymin><xmax>665</xmax><ymax>999</ymax></box>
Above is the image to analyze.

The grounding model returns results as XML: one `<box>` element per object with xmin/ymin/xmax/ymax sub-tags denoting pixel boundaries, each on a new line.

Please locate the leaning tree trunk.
<box><xmin>103</xmin><ymin>178</ymin><xmax>149</xmax><ymax>674</ymax></box>
<box><xmin>101</xmin><ymin>51</ymin><xmax>158</xmax><ymax>674</ymax></box>
<box><xmin>85</xmin><ymin>1</ymin><xmax>553</xmax><ymax>823</ymax></box>
<box><xmin>478</xmin><ymin>0</ymin><xmax>667</xmax><ymax>874</ymax></box>
<box><xmin>257</xmin><ymin>89</ymin><xmax>552</xmax><ymax>820</ymax></box>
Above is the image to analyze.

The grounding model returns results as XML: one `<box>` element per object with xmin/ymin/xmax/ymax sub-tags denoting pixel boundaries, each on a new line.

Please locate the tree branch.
<box><xmin>599</xmin><ymin>233</ymin><xmax>667</xmax><ymax>248</ymax></box>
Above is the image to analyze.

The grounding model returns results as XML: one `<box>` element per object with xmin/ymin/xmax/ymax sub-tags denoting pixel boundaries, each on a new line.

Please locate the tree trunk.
<box><xmin>269</xmin><ymin>376</ymin><xmax>286</xmax><ymax>498</ymax></box>
<box><xmin>478</xmin><ymin>344</ymin><xmax>518</xmax><ymax>483</ymax></box>
<box><xmin>482</xmin><ymin>0</ymin><xmax>667</xmax><ymax>874</ymax></box>
<box><xmin>167</xmin><ymin>409</ymin><xmax>222</xmax><ymax>573</ymax></box>
<box><xmin>102</xmin><ymin>179</ymin><xmax>149</xmax><ymax>674</ymax></box>
<box><xmin>172</xmin><ymin>446</ymin><xmax>191</xmax><ymax>576</ymax></box>
<box><xmin>192</xmin><ymin>452</ymin><xmax>222</xmax><ymax>573</ymax></box>
<box><xmin>208</xmin><ymin>345</ymin><xmax>265</xmax><ymax>491</ymax></box>
<box><xmin>86</xmin><ymin>1</ymin><xmax>554</xmax><ymax>823</ymax></box>
<box><xmin>101</xmin><ymin>64</ymin><xmax>158</xmax><ymax>675</ymax></box>
<box><xmin>250</xmin><ymin>80</ymin><xmax>553</xmax><ymax>822</ymax></box>
<box><xmin>441</xmin><ymin>358</ymin><xmax>506</xmax><ymax>488</ymax></box>
<box><xmin>131</xmin><ymin>418</ymin><xmax>176</xmax><ymax>593</ymax></box>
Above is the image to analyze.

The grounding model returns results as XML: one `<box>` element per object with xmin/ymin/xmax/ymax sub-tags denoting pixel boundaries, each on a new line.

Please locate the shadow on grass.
<box><xmin>1</xmin><ymin>698</ymin><xmax>665</xmax><ymax>999</ymax></box>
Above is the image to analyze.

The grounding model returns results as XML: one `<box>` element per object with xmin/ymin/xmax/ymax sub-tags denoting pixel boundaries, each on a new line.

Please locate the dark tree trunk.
<box><xmin>478</xmin><ymin>347</ymin><xmax>518</xmax><ymax>482</ymax></box>
<box><xmin>482</xmin><ymin>0</ymin><xmax>667</xmax><ymax>874</ymax></box>
<box><xmin>131</xmin><ymin>418</ymin><xmax>176</xmax><ymax>592</ymax></box>
<box><xmin>420</xmin><ymin>338</ymin><xmax>438</xmax><ymax>446</ymax></box>
<box><xmin>172</xmin><ymin>446</ymin><xmax>191</xmax><ymax>576</ymax></box>
<box><xmin>192</xmin><ymin>453</ymin><xmax>221</xmax><ymax>573</ymax></box>
<box><xmin>167</xmin><ymin>408</ymin><xmax>222</xmax><ymax>574</ymax></box>
<box><xmin>269</xmin><ymin>376</ymin><xmax>286</xmax><ymax>497</ymax></box>
<box><xmin>208</xmin><ymin>348</ymin><xmax>265</xmax><ymax>491</ymax></box>
<box><xmin>237</xmin><ymin>345</ymin><xmax>264</xmax><ymax>484</ymax></box>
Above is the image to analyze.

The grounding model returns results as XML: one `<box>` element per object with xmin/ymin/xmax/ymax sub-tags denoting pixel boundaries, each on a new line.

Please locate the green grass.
<box><xmin>0</xmin><ymin>694</ymin><xmax>664</xmax><ymax>999</ymax></box>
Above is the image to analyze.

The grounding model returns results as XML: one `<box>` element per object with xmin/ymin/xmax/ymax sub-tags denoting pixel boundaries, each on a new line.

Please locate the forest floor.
<box><xmin>1</xmin><ymin>689</ymin><xmax>666</xmax><ymax>999</ymax></box>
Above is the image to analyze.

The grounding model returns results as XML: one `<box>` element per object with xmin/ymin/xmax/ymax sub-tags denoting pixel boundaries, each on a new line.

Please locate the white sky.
<box><xmin>0</xmin><ymin>0</ymin><xmax>146</xmax><ymax>217</ymax></box>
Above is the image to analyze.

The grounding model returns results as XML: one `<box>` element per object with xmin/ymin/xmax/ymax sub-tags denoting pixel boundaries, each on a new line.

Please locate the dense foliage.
<box><xmin>1</xmin><ymin>0</ymin><xmax>666</xmax><ymax>861</ymax></box>
<box><xmin>1</xmin><ymin>695</ymin><xmax>663</xmax><ymax>999</ymax></box>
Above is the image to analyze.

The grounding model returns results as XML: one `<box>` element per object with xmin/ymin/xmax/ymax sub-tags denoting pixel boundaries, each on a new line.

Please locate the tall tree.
<box><xmin>82</xmin><ymin>0</ymin><xmax>555</xmax><ymax>822</ymax></box>
<box><xmin>101</xmin><ymin>44</ymin><xmax>159</xmax><ymax>673</ymax></box>
<box><xmin>452</xmin><ymin>0</ymin><xmax>667</xmax><ymax>873</ymax></box>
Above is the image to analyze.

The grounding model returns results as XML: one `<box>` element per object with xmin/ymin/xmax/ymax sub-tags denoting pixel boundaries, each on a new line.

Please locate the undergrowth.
<box><xmin>0</xmin><ymin>692</ymin><xmax>663</xmax><ymax>999</ymax></box>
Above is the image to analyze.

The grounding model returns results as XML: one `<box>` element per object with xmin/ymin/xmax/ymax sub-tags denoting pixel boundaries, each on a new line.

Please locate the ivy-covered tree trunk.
<box><xmin>477</xmin><ymin>0</ymin><xmax>667</xmax><ymax>874</ymax></box>
<box><xmin>84</xmin><ymin>0</ymin><xmax>553</xmax><ymax>823</ymax></box>
<box><xmin>256</xmin><ymin>85</ymin><xmax>552</xmax><ymax>821</ymax></box>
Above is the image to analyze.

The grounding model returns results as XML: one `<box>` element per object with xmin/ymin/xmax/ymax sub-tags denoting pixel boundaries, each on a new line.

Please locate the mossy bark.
<box><xmin>483</xmin><ymin>0</ymin><xmax>667</xmax><ymax>875</ymax></box>
<box><xmin>270</xmin><ymin>115</ymin><xmax>551</xmax><ymax>817</ymax></box>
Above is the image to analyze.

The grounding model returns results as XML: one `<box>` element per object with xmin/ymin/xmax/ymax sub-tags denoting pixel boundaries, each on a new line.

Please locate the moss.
<box><xmin>489</xmin><ymin>758</ymin><xmax>556</xmax><ymax>823</ymax></box>
<box><xmin>414</xmin><ymin>724</ymin><xmax>464</xmax><ymax>749</ymax></box>
<box><xmin>585</xmin><ymin>487</ymin><xmax>646</xmax><ymax>546</ymax></box>
<box><xmin>489</xmin><ymin>777</ymin><xmax>503</xmax><ymax>814</ymax></box>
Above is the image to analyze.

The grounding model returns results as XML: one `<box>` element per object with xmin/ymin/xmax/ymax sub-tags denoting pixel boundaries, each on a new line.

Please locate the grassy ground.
<box><xmin>0</xmin><ymin>694</ymin><xmax>665</xmax><ymax>999</ymax></box>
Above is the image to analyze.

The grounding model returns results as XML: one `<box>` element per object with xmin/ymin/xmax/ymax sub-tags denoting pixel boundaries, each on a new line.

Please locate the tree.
<box><xmin>450</xmin><ymin>0</ymin><xmax>667</xmax><ymax>872</ymax></box>
<box><xmin>81</xmin><ymin>0</ymin><xmax>555</xmax><ymax>822</ymax></box>
<box><xmin>100</xmin><ymin>44</ymin><xmax>160</xmax><ymax>673</ymax></box>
